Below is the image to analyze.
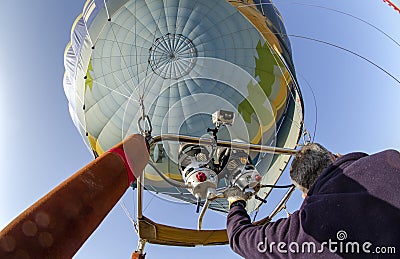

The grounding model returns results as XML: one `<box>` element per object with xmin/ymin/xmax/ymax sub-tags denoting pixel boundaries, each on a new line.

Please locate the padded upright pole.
<box><xmin>0</xmin><ymin>134</ymin><xmax>149</xmax><ymax>258</ymax></box>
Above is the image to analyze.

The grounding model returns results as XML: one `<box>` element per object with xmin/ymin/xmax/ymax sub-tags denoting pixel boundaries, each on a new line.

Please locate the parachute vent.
<box><xmin>149</xmin><ymin>33</ymin><xmax>197</xmax><ymax>79</ymax></box>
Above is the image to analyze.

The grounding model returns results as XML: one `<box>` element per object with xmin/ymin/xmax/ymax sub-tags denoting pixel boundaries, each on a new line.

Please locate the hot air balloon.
<box><xmin>63</xmin><ymin>0</ymin><xmax>303</xmax><ymax>254</ymax></box>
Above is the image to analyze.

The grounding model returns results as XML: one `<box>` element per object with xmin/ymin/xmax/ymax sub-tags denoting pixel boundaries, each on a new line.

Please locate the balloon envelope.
<box><xmin>64</xmin><ymin>0</ymin><xmax>303</xmax><ymax>212</ymax></box>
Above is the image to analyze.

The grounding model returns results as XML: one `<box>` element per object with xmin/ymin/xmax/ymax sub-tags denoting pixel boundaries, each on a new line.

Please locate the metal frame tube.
<box><xmin>268</xmin><ymin>185</ymin><xmax>296</xmax><ymax>219</ymax></box>
<box><xmin>149</xmin><ymin>134</ymin><xmax>298</xmax><ymax>155</ymax></box>
<box><xmin>197</xmin><ymin>198</ymin><xmax>211</xmax><ymax>230</ymax></box>
<box><xmin>147</xmin><ymin>160</ymin><xmax>188</xmax><ymax>188</ymax></box>
<box><xmin>137</xmin><ymin>175</ymin><xmax>143</xmax><ymax>219</ymax></box>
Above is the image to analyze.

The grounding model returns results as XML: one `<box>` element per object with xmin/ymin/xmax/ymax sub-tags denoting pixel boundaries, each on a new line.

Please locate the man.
<box><xmin>226</xmin><ymin>143</ymin><xmax>400</xmax><ymax>258</ymax></box>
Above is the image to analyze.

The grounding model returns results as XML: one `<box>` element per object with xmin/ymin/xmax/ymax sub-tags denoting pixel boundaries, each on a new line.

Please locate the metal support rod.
<box><xmin>137</xmin><ymin>175</ymin><xmax>144</xmax><ymax>219</ymax></box>
<box><xmin>136</xmin><ymin>238</ymin><xmax>147</xmax><ymax>255</ymax></box>
<box><xmin>253</xmin><ymin>185</ymin><xmax>296</xmax><ymax>226</ymax></box>
<box><xmin>197</xmin><ymin>198</ymin><xmax>211</xmax><ymax>230</ymax></box>
<box><xmin>147</xmin><ymin>160</ymin><xmax>188</xmax><ymax>188</ymax></box>
<box><xmin>268</xmin><ymin>185</ymin><xmax>296</xmax><ymax>220</ymax></box>
<box><xmin>149</xmin><ymin>134</ymin><xmax>298</xmax><ymax>155</ymax></box>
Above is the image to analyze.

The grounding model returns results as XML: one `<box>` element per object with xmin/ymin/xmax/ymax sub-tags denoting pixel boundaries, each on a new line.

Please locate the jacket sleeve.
<box><xmin>227</xmin><ymin>205</ymin><xmax>302</xmax><ymax>258</ymax></box>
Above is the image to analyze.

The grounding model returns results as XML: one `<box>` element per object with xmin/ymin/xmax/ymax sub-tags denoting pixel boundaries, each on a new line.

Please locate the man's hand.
<box><xmin>224</xmin><ymin>186</ymin><xmax>251</xmax><ymax>209</ymax></box>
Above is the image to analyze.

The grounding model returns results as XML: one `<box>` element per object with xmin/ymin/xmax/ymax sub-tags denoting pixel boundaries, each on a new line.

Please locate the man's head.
<box><xmin>290</xmin><ymin>143</ymin><xmax>335</xmax><ymax>197</ymax></box>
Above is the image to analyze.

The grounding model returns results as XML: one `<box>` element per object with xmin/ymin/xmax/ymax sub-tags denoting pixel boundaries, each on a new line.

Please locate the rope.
<box><xmin>119</xmin><ymin>201</ymin><xmax>138</xmax><ymax>233</ymax></box>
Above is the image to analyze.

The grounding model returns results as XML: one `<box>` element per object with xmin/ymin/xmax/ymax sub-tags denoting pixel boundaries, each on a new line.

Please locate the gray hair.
<box><xmin>290</xmin><ymin>143</ymin><xmax>334</xmax><ymax>193</ymax></box>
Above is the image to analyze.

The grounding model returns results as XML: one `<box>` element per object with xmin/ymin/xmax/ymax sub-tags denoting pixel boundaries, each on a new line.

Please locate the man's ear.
<box><xmin>302</xmin><ymin>192</ymin><xmax>307</xmax><ymax>199</ymax></box>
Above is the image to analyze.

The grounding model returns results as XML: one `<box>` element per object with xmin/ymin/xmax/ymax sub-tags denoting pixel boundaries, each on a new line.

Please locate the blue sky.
<box><xmin>1</xmin><ymin>0</ymin><xmax>399</xmax><ymax>258</ymax></box>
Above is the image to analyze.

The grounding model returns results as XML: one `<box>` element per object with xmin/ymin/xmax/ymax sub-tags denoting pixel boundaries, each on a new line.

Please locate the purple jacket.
<box><xmin>227</xmin><ymin>150</ymin><xmax>400</xmax><ymax>258</ymax></box>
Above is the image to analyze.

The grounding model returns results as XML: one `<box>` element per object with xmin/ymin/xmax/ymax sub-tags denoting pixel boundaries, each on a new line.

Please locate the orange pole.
<box><xmin>0</xmin><ymin>134</ymin><xmax>149</xmax><ymax>258</ymax></box>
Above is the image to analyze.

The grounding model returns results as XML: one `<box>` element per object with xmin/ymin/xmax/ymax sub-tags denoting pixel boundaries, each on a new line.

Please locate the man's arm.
<box><xmin>0</xmin><ymin>134</ymin><xmax>148</xmax><ymax>258</ymax></box>
<box><xmin>227</xmin><ymin>205</ymin><xmax>302</xmax><ymax>258</ymax></box>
